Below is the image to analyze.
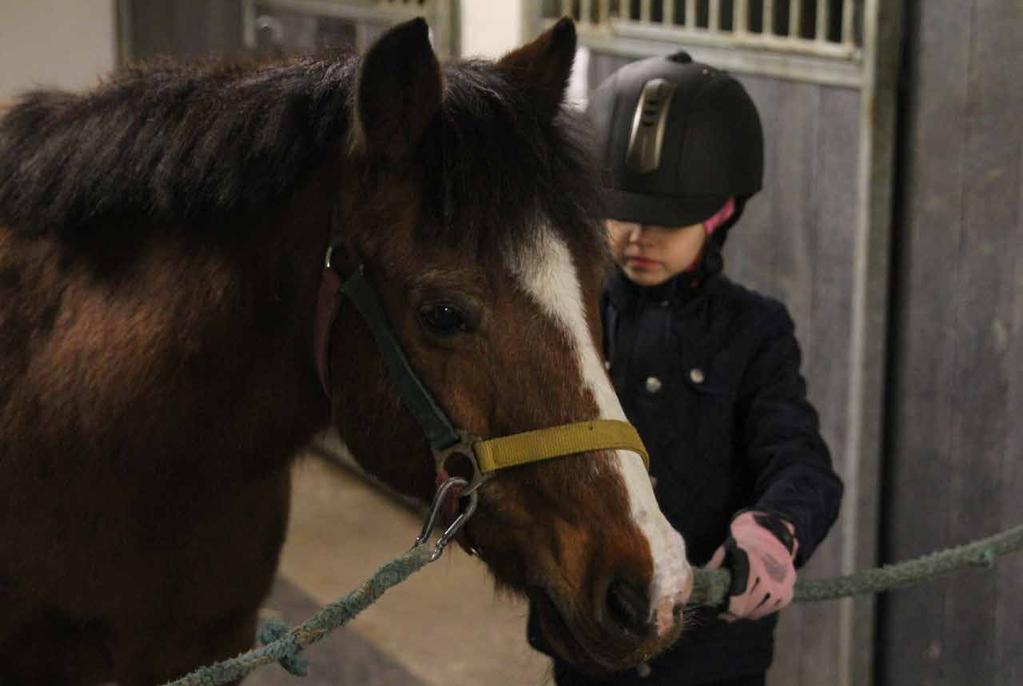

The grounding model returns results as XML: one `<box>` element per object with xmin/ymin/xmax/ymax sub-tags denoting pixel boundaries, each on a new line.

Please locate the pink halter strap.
<box><xmin>703</xmin><ymin>197</ymin><xmax>736</xmax><ymax>236</ymax></box>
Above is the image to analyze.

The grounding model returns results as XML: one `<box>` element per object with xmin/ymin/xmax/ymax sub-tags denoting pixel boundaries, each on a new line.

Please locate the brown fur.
<box><xmin>0</xmin><ymin>19</ymin><xmax>678</xmax><ymax>683</ymax></box>
<box><xmin>333</xmin><ymin>176</ymin><xmax>671</xmax><ymax>670</ymax></box>
<box><xmin>0</xmin><ymin>180</ymin><xmax>329</xmax><ymax>683</ymax></box>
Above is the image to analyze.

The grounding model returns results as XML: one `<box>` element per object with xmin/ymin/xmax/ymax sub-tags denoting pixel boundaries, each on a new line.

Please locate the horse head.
<box><xmin>0</xmin><ymin>14</ymin><xmax>696</xmax><ymax>682</ymax></box>
<box><xmin>327</xmin><ymin>19</ymin><xmax>693</xmax><ymax>671</ymax></box>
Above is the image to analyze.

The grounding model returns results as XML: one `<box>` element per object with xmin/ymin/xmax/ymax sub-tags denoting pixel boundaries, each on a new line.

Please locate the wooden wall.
<box><xmin>589</xmin><ymin>52</ymin><xmax>866</xmax><ymax>686</ymax></box>
<box><xmin>878</xmin><ymin>1</ymin><xmax>1023</xmax><ymax>684</ymax></box>
<box><xmin>736</xmin><ymin>75</ymin><xmax>863</xmax><ymax>686</ymax></box>
<box><xmin>121</xmin><ymin>0</ymin><xmax>244</xmax><ymax>60</ymax></box>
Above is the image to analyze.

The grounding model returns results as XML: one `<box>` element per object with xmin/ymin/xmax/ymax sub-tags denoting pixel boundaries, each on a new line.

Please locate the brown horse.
<box><xmin>0</xmin><ymin>19</ymin><xmax>692</xmax><ymax>685</ymax></box>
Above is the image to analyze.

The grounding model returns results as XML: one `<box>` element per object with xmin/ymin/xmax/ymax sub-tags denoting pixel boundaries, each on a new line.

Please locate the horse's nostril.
<box><xmin>605</xmin><ymin>577</ymin><xmax>652</xmax><ymax>637</ymax></box>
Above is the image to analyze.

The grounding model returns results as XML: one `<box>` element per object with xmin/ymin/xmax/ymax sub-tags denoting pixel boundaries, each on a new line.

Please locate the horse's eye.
<box><xmin>418</xmin><ymin>303</ymin><xmax>468</xmax><ymax>336</ymax></box>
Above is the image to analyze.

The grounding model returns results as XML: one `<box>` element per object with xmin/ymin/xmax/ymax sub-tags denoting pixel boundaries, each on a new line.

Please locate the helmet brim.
<box><xmin>602</xmin><ymin>188</ymin><xmax>728</xmax><ymax>228</ymax></box>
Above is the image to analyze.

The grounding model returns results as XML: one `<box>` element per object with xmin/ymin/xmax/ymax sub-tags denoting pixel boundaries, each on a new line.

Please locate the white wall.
<box><xmin>459</xmin><ymin>0</ymin><xmax>525</xmax><ymax>59</ymax></box>
<box><xmin>0</xmin><ymin>0</ymin><xmax>116</xmax><ymax>103</ymax></box>
<box><xmin>460</xmin><ymin>1</ymin><xmax>589</xmax><ymax>109</ymax></box>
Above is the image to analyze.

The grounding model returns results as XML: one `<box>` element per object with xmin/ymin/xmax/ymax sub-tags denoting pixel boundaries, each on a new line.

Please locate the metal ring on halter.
<box><xmin>433</xmin><ymin>432</ymin><xmax>492</xmax><ymax>496</ymax></box>
<box><xmin>415</xmin><ymin>477</ymin><xmax>480</xmax><ymax>561</ymax></box>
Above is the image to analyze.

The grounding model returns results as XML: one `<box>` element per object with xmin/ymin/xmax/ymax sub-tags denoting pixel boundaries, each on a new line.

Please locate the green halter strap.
<box><xmin>338</xmin><ymin>263</ymin><xmax>461</xmax><ymax>452</ymax></box>
<box><xmin>330</xmin><ymin>250</ymin><xmax>649</xmax><ymax>476</ymax></box>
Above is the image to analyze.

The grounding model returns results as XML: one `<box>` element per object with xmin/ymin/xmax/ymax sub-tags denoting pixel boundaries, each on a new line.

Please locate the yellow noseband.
<box><xmin>329</xmin><ymin>254</ymin><xmax>650</xmax><ymax>490</ymax></box>
<box><xmin>472</xmin><ymin>419</ymin><xmax>649</xmax><ymax>473</ymax></box>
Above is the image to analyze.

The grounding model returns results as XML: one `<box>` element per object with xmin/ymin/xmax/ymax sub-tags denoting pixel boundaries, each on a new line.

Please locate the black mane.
<box><xmin>0</xmin><ymin>54</ymin><xmax>357</xmax><ymax>237</ymax></box>
<box><xmin>425</xmin><ymin>62</ymin><xmax>603</xmax><ymax>255</ymax></box>
<box><xmin>0</xmin><ymin>53</ymin><xmax>602</xmax><ymax>254</ymax></box>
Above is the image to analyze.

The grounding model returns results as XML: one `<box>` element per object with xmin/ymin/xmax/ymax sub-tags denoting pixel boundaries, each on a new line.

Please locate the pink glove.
<box><xmin>707</xmin><ymin>511</ymin><xmax>798</xmax><ymax>621</ymax></box>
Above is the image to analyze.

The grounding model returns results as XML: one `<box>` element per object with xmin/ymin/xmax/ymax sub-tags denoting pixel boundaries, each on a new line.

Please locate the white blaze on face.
<box><xmin>508</xmin><ymin>226</ymin><xmax>694</xmax><ymax>637</ymax></box>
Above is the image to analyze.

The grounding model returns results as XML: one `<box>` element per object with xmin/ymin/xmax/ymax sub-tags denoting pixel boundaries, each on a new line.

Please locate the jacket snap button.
<box><xmin>645</xmin><ymin>376</ymin><xmax>663</xmax><ymax>393</ymax></box>
<box><xmin>689</xmin><ymin>368</ymin><xmax>705</xmax><ymax>384</ymax></box>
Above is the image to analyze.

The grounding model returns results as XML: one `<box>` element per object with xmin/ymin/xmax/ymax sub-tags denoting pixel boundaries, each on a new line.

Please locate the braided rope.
<box><xmin>162</xmin><ymin>523</ymin><xmax>1023</xmax><ymax>686</ymax></box>
<box><xmin>690</xmin><ymin>522</ymin><xmax>1023</xmax><ymax>606</ymax></box>
<box><xmin>161</xmin><ymin>544</ymin><xmax>435</xmax><ymax>686</ymax></box>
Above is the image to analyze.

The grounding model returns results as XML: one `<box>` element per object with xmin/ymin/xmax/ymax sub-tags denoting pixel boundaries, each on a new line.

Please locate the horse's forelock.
<box><xmin>412</xmin><ymin>62</ymin><xmax>604</xmax><ymax>262</ymax></box>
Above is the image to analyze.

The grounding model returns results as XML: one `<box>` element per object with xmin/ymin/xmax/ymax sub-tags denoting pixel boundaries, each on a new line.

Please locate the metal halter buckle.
<box><xmin>415</xmin><ymin>477</ymin><xmax>480</xmax><ymax>561</ymax></box>
<box><xmin>432</xmin><ymin>431</ymin><xmax>491</xmax><ymax>497</ymax></box>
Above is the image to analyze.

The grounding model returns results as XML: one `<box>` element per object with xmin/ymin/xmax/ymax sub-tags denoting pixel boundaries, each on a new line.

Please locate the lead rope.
<box><xmin>161</xmin><ymin>506</ymin><xmax>1023</xmax><ymax>686</ymax></box>
<box><xmin>160</xmin><ymin>543</ymin><xmax>436</xmax><ymax>686</ymax></box>
<box><xmin>692</xmin><ymin>520</ymin><xmax>1023</xmax><ymax>605</ymax></box>
<box><xmin>160</xmin><ymin>477</ymin><xmax>472</xmax><ymax>686</ymax></box>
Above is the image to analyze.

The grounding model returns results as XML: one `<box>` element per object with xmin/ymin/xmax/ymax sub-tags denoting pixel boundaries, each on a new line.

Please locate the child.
<box><xmin>528</xmin><ymin>52</ymin><xmax>844</xmax><ymax>686</ymax></box>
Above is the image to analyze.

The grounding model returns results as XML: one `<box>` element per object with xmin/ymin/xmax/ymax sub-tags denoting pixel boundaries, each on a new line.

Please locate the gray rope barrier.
<box><xmin>162</xmin><ymin>522</ymin><xmax>1023</xmax><ymax>686</ymax></box>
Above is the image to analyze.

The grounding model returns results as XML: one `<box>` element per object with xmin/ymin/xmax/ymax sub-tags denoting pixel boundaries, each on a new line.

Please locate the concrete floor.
<box><xmin>263</xmin><ymin>454</ymin><xmax>554</xmax><ymax>686</ymax></box>
<box><xmin>249</xmin><ymin>578</ymin><xmax>426</xmax><ymax>686</ymax></box>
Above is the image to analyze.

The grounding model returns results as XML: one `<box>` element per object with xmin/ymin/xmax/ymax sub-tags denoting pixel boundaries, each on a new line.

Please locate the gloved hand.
<box><xmin>707</xmin><ymin>510</ymin><xmax>798</xmax><ymax>621</ymax></box>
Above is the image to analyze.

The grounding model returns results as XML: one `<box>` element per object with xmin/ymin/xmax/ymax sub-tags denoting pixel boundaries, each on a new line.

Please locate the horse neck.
<box><xmin>203</xmin><ymin>183</ymin><xmax>336</xmax><ymax>477</ymax></box>
<box><xmin>59</xmin><ymin>181</ymin><xmax>335</xmax><ymax>486</ymax></box>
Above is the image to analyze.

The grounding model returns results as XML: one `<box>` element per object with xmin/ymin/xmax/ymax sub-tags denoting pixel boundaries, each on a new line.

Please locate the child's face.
<box><xmin>606</xmin><ymin>219</ymin><xmax>707</xmax><ymax>287</ymax></box>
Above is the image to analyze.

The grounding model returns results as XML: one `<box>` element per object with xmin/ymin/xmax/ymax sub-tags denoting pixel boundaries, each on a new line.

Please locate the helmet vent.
<box><xmin>626</xmin><ymin>79</ymin><xmax>677</xmax><ymax>175</ymax></box>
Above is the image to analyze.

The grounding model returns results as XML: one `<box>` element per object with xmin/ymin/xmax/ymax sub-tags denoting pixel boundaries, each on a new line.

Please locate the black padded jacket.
<box><xmin>528</xmin><ymin>268</ymin><xmax>844</xmax><ymax>686</ymax></box>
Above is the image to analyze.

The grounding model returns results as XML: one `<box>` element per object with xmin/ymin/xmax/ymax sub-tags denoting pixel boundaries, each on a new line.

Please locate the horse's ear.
<box><xmin>498</xmin><ymin>17</ymin><xmax>577</xmax><ymax>121</ymax></box>
<box><xmin>352</xmin><ymin>18</ymin><xmax>442</xmax><ymax>161</ymax></box>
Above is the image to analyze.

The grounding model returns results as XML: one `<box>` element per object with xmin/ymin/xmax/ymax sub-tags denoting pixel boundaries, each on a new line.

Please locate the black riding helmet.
<box><xmin>586</xmin><ymin>51</ymin><xmax>764</xmax><ymax>229</ymax></box>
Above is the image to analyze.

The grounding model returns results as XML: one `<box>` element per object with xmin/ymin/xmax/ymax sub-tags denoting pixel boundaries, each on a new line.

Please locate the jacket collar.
<box><xmin>605</xmin><ymin>266</ymin><xmax>712</xmax><ymax>312</ymax></box>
